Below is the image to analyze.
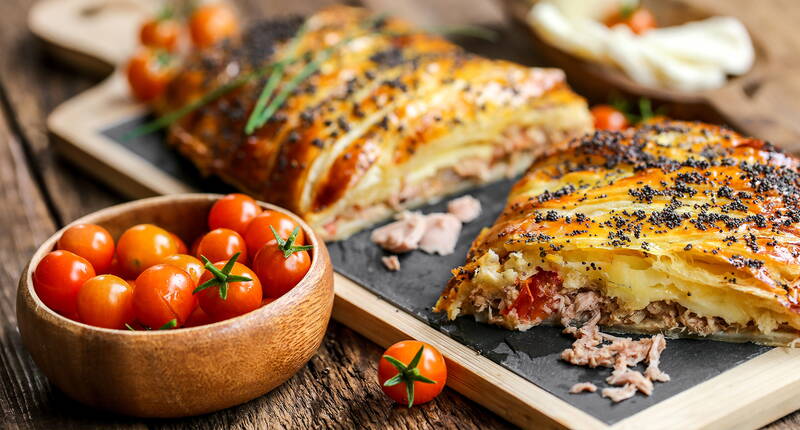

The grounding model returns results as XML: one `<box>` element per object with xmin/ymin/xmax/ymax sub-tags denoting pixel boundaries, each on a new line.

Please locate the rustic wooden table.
<box><xmin>3</xmin><ymin>0</ymin><xmax>800</xmax><ymax>428</ymax></box>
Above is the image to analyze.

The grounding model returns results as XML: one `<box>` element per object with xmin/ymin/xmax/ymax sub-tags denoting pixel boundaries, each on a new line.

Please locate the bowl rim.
<box><xmin>20</xmin><ymin>193</ymin><xmax>329</xmax><ymax>338</ymax></box>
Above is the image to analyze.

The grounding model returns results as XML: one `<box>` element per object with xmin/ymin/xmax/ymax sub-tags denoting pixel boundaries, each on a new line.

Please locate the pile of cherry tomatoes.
<box><xmin>32</xmin><ymin>194</ymin><xmax>313</xmax><ymax>330</ymax></box>
<box><xmin>128</xmin><ymin>2</ymin><xmax>239</xmax><ymax>101</ymax></box>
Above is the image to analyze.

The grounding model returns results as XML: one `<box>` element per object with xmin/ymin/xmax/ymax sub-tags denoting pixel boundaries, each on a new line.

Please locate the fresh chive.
<box><xmin>125</xmin><ymin>323</ymin><xmax>136</xmax><ymax>331</ymax></box>
<box><xmin>245</xmin><ymin>24</ymin><xmax>309</xmax><ymax>134</ymax></box>
<box><xmin>124</xmin><ymin>66</ymin><xmax>272</xmax><ymax>140</ymax></box>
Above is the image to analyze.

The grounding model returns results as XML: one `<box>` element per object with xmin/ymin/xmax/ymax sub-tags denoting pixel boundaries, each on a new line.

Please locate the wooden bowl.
<box><xmin>16</xmin><ymin>194</ymin><xmax>334</xmax><ymax>418</ymax></box>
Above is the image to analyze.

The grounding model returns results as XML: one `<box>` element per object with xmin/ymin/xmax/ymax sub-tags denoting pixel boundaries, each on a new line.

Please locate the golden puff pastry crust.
<box><xmin>161</xmin><ymin>5</ymin><xmax>591</xmax><ymax>240</ymax></box>
<box><xmin>435</xmin><ymin>120</ymin><xmax>800</xmax><ymax>346</ymax></box>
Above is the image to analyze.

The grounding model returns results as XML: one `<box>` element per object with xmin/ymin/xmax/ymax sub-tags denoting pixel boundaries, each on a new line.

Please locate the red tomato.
<box><xmin>501</xmin><ymin>270</ymin><xmax>560</xmax><ymax>322</ymax></box>
<box><xmin>126</xmin><ymin>48</ymin><xmax>174</xmax><ymax>102</ymax></box>
<box><xmin>162</xmin><ymin>254</ymin><xmax>204</xmax><ymax>284</ymax></box>
<box><xmin>378</xmin><ymin>341</ymin><xmax>447</xmax><ymax>407</ymax></box>
<box><xmin>77</xmin><ymin>275</ymin><xmax>135</xmax><ymax>329</ymax></box>
<box><xmin>140</xmin><ymin>18</ymin><xmax>181</xmax><ymax>51</ymax></box>
<box><xmin>57</xmin><ymin>223</ymin><xmax>115</xmax><ymax>274</ymax></box>
<box><xmin>190</xmin><ymin>236</ymin><xmax>202</xmax><ymax>257</ymax></box>
<box><xmin>261</xmin><ymin>297</ymin><xmax>276</xmax><ymax>307</ymax></box>
<box><xmin>116</xmin><ymin>224</ymin><xmax>179</xmax><ymax>278</ymax></box>
<box><xmin>252</xmin><ymin>227</ymin><xmax>312</xmax><ymax>298</ymax></box>
<box><xmin>208</xmin><ymin>193</ymin><xmax>262</xmax><ymax>235</ymax></box>
<box><xmin>184</xmin><ymin>306</ymin><xmax>212</xmax><ymax>327</ymax></box>
<box><xmin>133</xmin><ymin>264</ymin><xmax>195</xmax><ymax>328</ymax></box>
<box><xmin>196</xmin><ymin>257</ymin><xmax>262</xmax><ymax>321</ymax></box>
<box><xmin>189</xmin><ymin>3</ymin><xmax>239</xmax><ymax>49</ymax></box>
<box><xmin>591</xmin><ymin>105</ymin><xmax>629</xmax><ymax>131</ymax></box>
<box><xmin>196</xmin><ymin>228</ymin><xmax>247</xmax><ymax>264</ymax></box>
<box><xmin>33</xmin><ymin>250</ymin><xmax>96</xmax><ymax>316</ymax></box>
<box><xmin>606</xmin><ymin>7</ymin><xmax>657</xmax><ymax>35</ymax></box>
<box><xmin>244</xmin><ymin>210</ymin><xmax>305</xmax><ymax>257</ymax></box>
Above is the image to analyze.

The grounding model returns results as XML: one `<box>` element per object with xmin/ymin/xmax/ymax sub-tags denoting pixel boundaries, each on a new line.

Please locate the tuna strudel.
<box><xmin>160</xmin><ymin>5</ymin><xmax>591</xmax><ymax>240</ymax></box>
<box><xmin>435</xmin><ymin>121</ymin><xmax>800</xmax><ymax>346</ymax></box>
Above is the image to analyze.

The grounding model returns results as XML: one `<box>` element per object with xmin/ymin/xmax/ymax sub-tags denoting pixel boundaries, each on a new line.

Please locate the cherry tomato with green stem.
<box><xmin>133</xmin><ymin>263</ymin><xmax>195</xmax><ymax>328</ymax></box>
<box><xmin>126</xmin><ymin>48</ymin><xmax>175</xmax><ymax>102</ymax></box>
<box><xmin>196</xmin><ymin>228</ymin><xmax>248</xmax><ymax>264</ymax></box>
<box><xmin>77</xmin><ymin>275</ymin><xmax>135</xmax><ymax>329</ymax></box>
<box><xmin>116</xmin><ymin>224</ymin><xmax>179</xmax><ymax>278</ymax></box>
<box><xmin>208</xmin><ymin>193</ymin><xmax>262</xmax><ymax>236</ymax></box>
<box><xmin>140</xmin><ymin>10</ymin><xmax>181</xmax><ymax>52</ymax></box>
<box><xmin>33</xmin><ymin>250</ymin><xmax>96</xmax><ymax>316</ymax></box>
<box><xmin>57</xmin><ymin>224</ymin><xmax>115</xmax><ymax>274</ymax></box>
<box><xmin>195</xmin><ymin>253</ymin><xmax>262</xmax><ymax>321</ymax></box>
<box><xmin>252</xmin><ymin>227</ymin><xmax>313</xmax><ymax>298</ymax></box>
<box><xmin>378</xmin><ymin>341</ymin><xmax>447</xmax><ymax>407</ymax></box>
<box><xmin>244</xmin><ymin>210</ymin><xmax>305</xmax><ymax>257</ymax></box>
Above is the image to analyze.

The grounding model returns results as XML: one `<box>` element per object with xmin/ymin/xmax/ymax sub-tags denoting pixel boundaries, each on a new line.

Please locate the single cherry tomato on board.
<box><xmin>126</xmin><ymin>48</ymin><xmax>174</xmax><ymax>102</ymax></box>
<box><xmin>605</xmin><ymin>7</ymin><xmax>657</xmax><ymax>35</ymax></box>
<box><xmin>116</xmin><ymin>224</ymin><xmax>179</xmax><ymax>278</ymax></box>
<box><xmin>189</xmin><ymin>3</ymin><xmax>239</xmax><ymax>49</ymax></box>
<box><xmin>196</xmin><ymin>228</ymin><xmax>248</xmax><ymax>264</ymax></box>
<box><xmin>133</xmin><ymin>263</ymin><xmax>195</xmax><ymax>328</ymax></box>
<box><xmin>195</xmin><ymin>253</ymin><xmax>262</xmax><ymax>321</ymax></box>
<box><xmin>162</xmin><ymin>254</ymin><xmax>204</xmax><ymax>284</ymax></box>
<box><xmin>591</xmin><ymin>105</ymin><xmax>629</xmax><ymax>131</ymax></box>
<box><xmin>77</xmin><ymin>275</ymin><xmax>135</xmax><ymax>329</ymax></box>
<box><xmin>252</xmin><ymin>227</ymin><xmax>313</xmax><ymax>298</ymax></box>
<box><xmin>140</xmin><ymin>14</ymin><xmax>181</xmax><ymax>52</ymax></box>
<box><xmin>378</xmin><ymin>341</ymin><xmax>447</xmax><ymax>407</ymax></box>
<box><xmin>208</xmin><ymin>193</ymin><xmax>262</xmax><ymax>236</ymax></box>
<box><xmin>244</xmin><ymin>210</ymin><xmax>305</xmax><ymax>257</ymax></box>
<box><xmin>57</xmin><ymin>223</ymin><xmax>115</xmax><ymax>274</ymax></box>
<box><xmin>33</xmin><ymin>250</ymin><xmax>96</xmax><ymax>316</ymax></box>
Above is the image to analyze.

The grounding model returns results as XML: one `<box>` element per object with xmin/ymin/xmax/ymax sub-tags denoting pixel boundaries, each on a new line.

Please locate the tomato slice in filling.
<box><xmin>501</xmin><ymin>270</ymin><xmax>562</xmax><ymax>323</ymax></box>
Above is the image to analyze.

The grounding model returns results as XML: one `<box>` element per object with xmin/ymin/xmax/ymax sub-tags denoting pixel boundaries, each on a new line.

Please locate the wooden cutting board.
<box><xmin>32</xmin><ymin>0</ymin><xmax>800</xmax><ymax>429</ymax></box>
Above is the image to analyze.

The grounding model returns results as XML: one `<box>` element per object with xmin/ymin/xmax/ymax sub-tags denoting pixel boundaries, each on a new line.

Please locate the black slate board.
<box><xmin>103</xmin><ymin>117</ymin><xmax>771</xmax><ymax>425</ymax></box>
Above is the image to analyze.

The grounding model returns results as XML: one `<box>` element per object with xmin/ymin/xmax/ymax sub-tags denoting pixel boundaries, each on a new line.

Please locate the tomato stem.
<box><xmin>382</xmin><ymin>345</ymin><xmax>436</xmax><ymax>408</ymax></box>
<box><xmin>158</xmin><ymin>319</ymin><xmax>177</xmax><ymax>330</ymax></box>
<box><xmin>194</xmin><ymin>253</ymin><xmax>251</xmax><ymax>299</ymax></box>
<box><xmin>270</xmin><ymin>226</ymin><xmax>313</xmax><ymax>259</ymax></box>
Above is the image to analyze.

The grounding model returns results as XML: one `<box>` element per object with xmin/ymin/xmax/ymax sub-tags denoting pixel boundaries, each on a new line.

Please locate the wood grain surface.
<box><xmin>2</xmin><ymin>0</ymin><xmax>800</xmax><ymax>428</ymax></box>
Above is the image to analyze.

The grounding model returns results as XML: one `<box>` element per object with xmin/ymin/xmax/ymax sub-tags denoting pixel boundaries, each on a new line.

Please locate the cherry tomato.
<box><xmin>77</xmin><ymin>275</ymin><xmax>134</xmax><ymax>329</ymax></box>
<box><xmin>126</xmin><ymin>48</ymin><xmax>174</xmax><ymax>102</ymax></box>
<box><xmin>162</xmin><ymin>254</ymin><xmax>204</xmax><ymax>284</ymax></box>
<box><xmin>140</xmin><ymin>17</ymin><xmax>181</xmax><ymax>51</ymax></box>
<box><xmin>208</xmin><ymin>193</ymin><xmax>262</xmax><ymax>236</ymax></box>
<box><xmin>189</xmin><ymin>236</ymin><xmax>201</xmax><ymax>256</ymax></box>
<box><xmin>33</xmin><ymin>250</ymin><xmax>96</xmax><ymax>316</ymax></box>
<box><xmin>184</xmin><ymin>306</ymin><xmax>212</xmax><ymax>327</ymax></box>
<box><xmin>189</xmin><ymin>3</ymin><xmax>239</xmax><ymax>49</ymax></box>
<box><xmin>57</xmin><ymin>224</ymin><xmax>115</xmax><ymax>274</ymax></box>
<box><xmin>116</xmin><ymin>224</ymin><xmax>179</xmax><ymax>278</ymax></box>
<box><xmin>606</xmin><ymin>7</ymin><xmax>657</xmax><ymax>35</ymax></box>
<box><xmin>196</xmin><ymin>228</ymin><xmax>247</xmax><ymax>264</ymax></box>
<box><xmin>244</xmin><ymin>210</ymin><xmax>305</xmax><ymax>258</ymax></box>
<box><xmin>196</xmin><ymin>256</ymin><xmax>262</xmax><ymax>321</ymax></box>
<box><xmin>170</xmin><ymin>233</ymin><xmax>188</xmax><ymax>255</ymax></box>
<box><xmin>252</xmin><ymin>227</ymin><xmax>312</xmax><ymax>298</ymax></box>
<box><xmin>133</xmin><ymin>264</ymin><xmax>195</xmax><ymax>328</ymax></box>
<box><xmin>378</xmin><ymin>341</ymin><xmax>447</xmax><ymax>407</ymax></box>
<box><xmin>591</xmin><ymin>105</ymin><xmax>629</xmax><ymax>131</ymax></box>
